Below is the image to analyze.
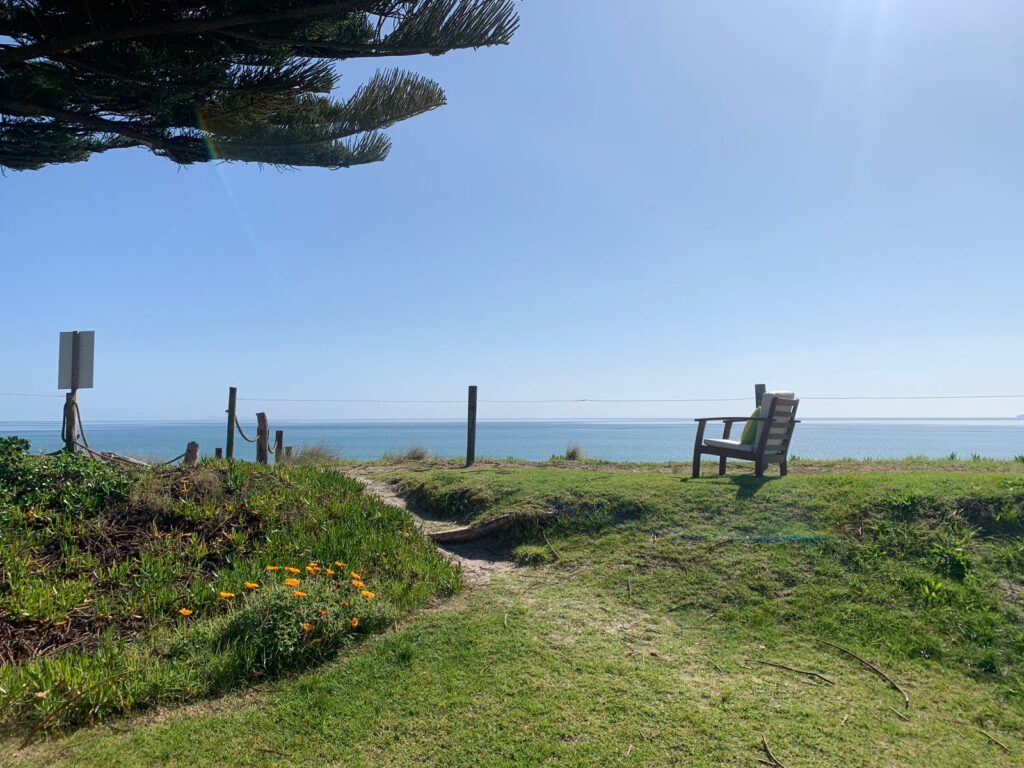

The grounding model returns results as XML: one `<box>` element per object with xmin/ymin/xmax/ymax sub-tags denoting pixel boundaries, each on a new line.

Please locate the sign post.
<box><xmin>58</xmin><ymin>331</ymin><xmax>95</xmax><ymax>454</ymax></box>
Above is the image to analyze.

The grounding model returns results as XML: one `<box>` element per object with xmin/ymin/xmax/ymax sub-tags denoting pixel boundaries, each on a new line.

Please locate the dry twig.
<box><xmin>979</xmin><ymin>728</ymin><xmax>1011</xmax><ymax>754</ymax></box>
<box><xmin>760</xmin><ymin>734</ymin><xmax>788</xmax><ymax>768</ymax></box>
<box><xmin>752</xmin><ymin>658</ymin><xmax>836</xmax><ymax>686</ymax></box>
<box><xmin>817</xmin><ymin>638</ymin><xmax>909</xmax><ymax>708</ymax></box>
<box><xmin>888</xmin><ymin>706</ymin><xmax>910</xmax><ymax>722</ymax></box>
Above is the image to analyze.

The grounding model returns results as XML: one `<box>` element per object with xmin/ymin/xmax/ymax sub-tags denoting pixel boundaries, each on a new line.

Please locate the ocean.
<box><xmin>2</xmin><ymin>419</ymin><xmax>1023</xmax><ymax>463</ymax></box>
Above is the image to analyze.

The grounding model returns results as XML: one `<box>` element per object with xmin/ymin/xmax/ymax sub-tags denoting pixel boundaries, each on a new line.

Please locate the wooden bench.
<box><xmin>692</xmin><ymin>392</ymin><xmax>800</xmax><ymax>478</ymax></box>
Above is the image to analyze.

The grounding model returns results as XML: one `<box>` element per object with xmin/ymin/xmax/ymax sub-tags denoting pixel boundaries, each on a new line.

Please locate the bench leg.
<box><xmin>754</xmin><ymin>459</ymin><xmax>765</xmax><ymax>478</ymax></box>
<box><xmin>718</xmin><ymin>422</ymin><xmax>733</xmax><ymax>476</ymax></box>
<box><xmin>692</xmin><ymin>422</ymin><xmax>707</xmax><ymax>478</ymax></box>
<box><xmin>780</xmin><ymin>458</ymin><xmax>788</xmax><ymax>477</ymax></box>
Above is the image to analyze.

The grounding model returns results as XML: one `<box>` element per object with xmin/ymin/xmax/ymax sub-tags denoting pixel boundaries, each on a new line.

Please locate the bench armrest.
<box><xmin>693</xmin><ymin>416</ymin><xmax>768</xmax><ymax>424</ymax></box>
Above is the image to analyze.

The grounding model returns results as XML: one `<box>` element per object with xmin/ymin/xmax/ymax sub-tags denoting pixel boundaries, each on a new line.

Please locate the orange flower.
<box><xmin>283</xmin><ymin>578</ymin><xmax>301</xmax><ymax>587</ymax></box>
<box><xmin>361</xmin><ymin>590</ymin><xmax>375</xmax><ymax>600</ymax></box>
<box><xmin>219</xmin><ymin>591</ymin><xmax>235</xmax><ymax>599</ymax></box>
<box><xmin>177</xmin><ymin>608</ymin><xmax>193</xmax><ymax>617</ymax></box>
<box><xmin>305</xmin><ymin>565</ymin><xmax>320</xmax><ymax>575</ymax></box>
<box><xmin>341</xmin><ymin>600</ymin><xmax>349</xmax><ymax>607</ymax></box>
<box><xmin>301</xmin><ymin>622</ymin><xmax>314</xmax><ymax>633</ymax></box>
<box><xmin>334</xmin><ymin>561</ymin><xmax>346</xmax><ymax>568</ymax></box>
<box><xmin>351</xmin><ymin>579</ymin><xmax>364</xmax><ymax>589</ymax></box>
<box><xmin>348</xmin><ymin>571</ymin><xmax>360</xmax><ymax>580</ymax></box>
<box><xmin>318</xmin><ymin>609</ymin><xmax>328</xmax><ymax>616</ymax></box>
<box><xmin>350</xmin><ymin>617</ymin><xmax>359</xmax><ymax>628</ymax></box>
<box><xmin>265</xmin><ymin>566</ymin><xmax>280</xmax><ymax>572</ymax></box>
<box><xmin>284</xmin><ymin>566</ymin><xmax>301</xmax><ymax>574</ymax></box>
<box><xmin>324</xmin><ymin>568</ymin><xmax>335</xmax><ymax>576</ymax></box>
<box><xmin>244</xmin><ymin>582</ymin><xmax>259</xmax><ymax>590</ymax></box>
<box><xmin>292</xmin><ymin>590</ymin><xmax>307</xmax><ymax>598</ymax></box>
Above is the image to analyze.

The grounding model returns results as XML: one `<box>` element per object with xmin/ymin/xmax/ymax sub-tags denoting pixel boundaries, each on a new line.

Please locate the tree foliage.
<box><xmin>0</xmin><ymin>0</ymin><xmax>518</xmax><ymax>170</ymax></box>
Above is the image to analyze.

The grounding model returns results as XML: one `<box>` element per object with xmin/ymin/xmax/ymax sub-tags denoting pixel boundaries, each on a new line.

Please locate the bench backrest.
<box><xmin>755</xmin><ymin>392</ymin><xmax>799</xmax><ymax>459</ymax></box>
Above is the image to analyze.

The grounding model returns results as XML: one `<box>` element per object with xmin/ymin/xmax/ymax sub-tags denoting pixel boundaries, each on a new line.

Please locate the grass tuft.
<box><xmin>290</xmin><ymin>442</ymin><xmax>342</xmax><ymax>465</ymax></box>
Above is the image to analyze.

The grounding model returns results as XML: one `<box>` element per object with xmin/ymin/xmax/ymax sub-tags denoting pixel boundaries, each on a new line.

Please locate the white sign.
<box><xmin>58</xmin><ymin>331</ymin><xmax>95</xmax><ymax>390</ymax></box>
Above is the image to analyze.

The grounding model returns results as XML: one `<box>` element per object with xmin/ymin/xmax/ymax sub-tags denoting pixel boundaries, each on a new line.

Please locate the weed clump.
<box><xmin>291</xmin><ymin>443</ymin><xmax>342</xmax><ymax>465</ymax></box>
<box><xmin>512</xmin><ymin>544</ymin><xmax>553</xmax><ymax>566</ymax></box>
<box><xmin>383</xmin><ymin>446</ymin><xmax>432</xmax><ymax>462</ymax></box>
<box><xmin>564</xmin><ymin>444</ymin><xmax>583</xmax><ymax>461</ymax></box>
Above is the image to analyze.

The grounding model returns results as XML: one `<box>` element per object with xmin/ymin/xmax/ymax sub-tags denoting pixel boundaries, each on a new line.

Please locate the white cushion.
<box><xmin>756</xmin><ymin>391</ymin><xmax>795</xmax><ymax>445</ymax></box>
<box><xmin>704</xmin><ymin>438</ymin><xmax>753</xmax><ymax>451</ymax></box>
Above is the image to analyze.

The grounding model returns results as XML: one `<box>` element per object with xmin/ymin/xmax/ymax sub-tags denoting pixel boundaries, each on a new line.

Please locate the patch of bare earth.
<box><xmin>344</xmin><ymin>471</ymin><xmax>516</xmax><ymax>588</ymax></box>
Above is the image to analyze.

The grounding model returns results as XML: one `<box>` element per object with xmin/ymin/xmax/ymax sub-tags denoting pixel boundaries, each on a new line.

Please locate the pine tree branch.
<box><xmin>0</xmin><ymin>1</ymin><xmax>374</xmax><ymax>65</ymax></box>
<box><xmin>218</xmin><ymin>29</ymin><xmax>480</xmax><ymax>58</ymax></box>
<box><xmin>0</xmin><ymin>97</ymin><xmax>168</xmax><ymax>151</ymax></box>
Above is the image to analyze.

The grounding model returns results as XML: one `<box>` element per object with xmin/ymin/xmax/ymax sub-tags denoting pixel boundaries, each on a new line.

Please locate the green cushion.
<box><xmin>739</xmin><ymin>407</ymin><xmax>761</xmax><ymax>445</ymax></box>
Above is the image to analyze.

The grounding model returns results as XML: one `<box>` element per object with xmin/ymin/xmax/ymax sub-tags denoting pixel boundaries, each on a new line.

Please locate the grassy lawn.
<box><xmin>5</xmin><ymin>455</ymin><xmax>1024</xmax><ymax>766</ymax></box>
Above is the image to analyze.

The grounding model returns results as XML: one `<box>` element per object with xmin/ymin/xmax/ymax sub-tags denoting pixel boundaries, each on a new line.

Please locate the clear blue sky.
<box><xmin>2</xmin><ymin>0</ymin><xmax>1023</xmax><ymax>422</ymax></box>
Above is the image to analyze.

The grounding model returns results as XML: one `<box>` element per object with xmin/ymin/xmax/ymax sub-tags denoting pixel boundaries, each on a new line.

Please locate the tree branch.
<box><xmin>218</xmin><ymin>28</ymin><xmax>453</xmax><ymax>58</ymax></box>
<box><xmin>0</xmin><ymin>1</ymin><xmax>372</xmax><ymax>65</ymax></box>
<box><xmin>0</xmin><ymin>97</ymin><xmax>166</xmax><ymax>151</ymax></box>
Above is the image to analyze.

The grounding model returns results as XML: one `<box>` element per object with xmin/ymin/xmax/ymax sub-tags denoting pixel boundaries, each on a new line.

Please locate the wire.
<box><xmin>237</xmin><ymin>397</ymin><xmax>464</xmax><ymax>404</ymax></box>
<box><xmin>0</xmin><ymin>392</ymin><xmax>63</xmax><ymax>398</ymax></box>
<box><xmin>236</xmin><ymin>393</ymin><xmax>1024</xmax><ymax>404</ymax></box>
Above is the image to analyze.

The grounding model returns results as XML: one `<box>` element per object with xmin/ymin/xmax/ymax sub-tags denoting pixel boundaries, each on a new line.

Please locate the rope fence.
<box><xmin>7</xmin><ymin>383</ymin><xmax>1024</xmax><ymax>470</ymax></box>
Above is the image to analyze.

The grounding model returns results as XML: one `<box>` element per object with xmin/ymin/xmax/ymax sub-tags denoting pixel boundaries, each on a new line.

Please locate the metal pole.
<box><xmin>65</xmin><ymin>331</ymin><xmax>80</xmax><ymax>453</ymax></box>
<box><xmin>466</xmin><ymin>385</ymin><xmax>478</xmax><ymax>467</ymax></box>
<box><xmin>225</xmin><ymin>386</ymin><xmax>237</xmax><ymax>459</ymax></box>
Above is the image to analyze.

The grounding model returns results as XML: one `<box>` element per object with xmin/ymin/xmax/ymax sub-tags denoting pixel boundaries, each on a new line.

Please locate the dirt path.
<box><xmin>344</xmin><ymin>470</ymin><xmax>516</xmax><ymax>588</ymax></box>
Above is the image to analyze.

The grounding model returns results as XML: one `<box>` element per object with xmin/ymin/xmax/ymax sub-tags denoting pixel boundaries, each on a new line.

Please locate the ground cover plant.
<box><xmin>5</xmin><ymin>456</ymin><xmax>1024</xmax><ymax>766</ymax></box>
<box><xmin>0</xmin><ymin>437</ymin><xmax>459</xmax><ymax>735</ymax></box>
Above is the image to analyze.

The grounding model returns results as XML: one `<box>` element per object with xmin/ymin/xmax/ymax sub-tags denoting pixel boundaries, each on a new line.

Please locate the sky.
<box><xmin>2</xmin><ymin>0</ymin><xmax>1024</xmax><ymax>422</ymax></box>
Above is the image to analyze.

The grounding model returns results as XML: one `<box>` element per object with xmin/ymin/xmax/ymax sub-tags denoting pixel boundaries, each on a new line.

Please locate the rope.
<box><xmin>73</xmin><ymin>401</ymin><xmax>90</xmax><ymax>449</ymax></box>
<box><xmin>154</xmin><ymin>452</ymin><xmax>187</xmax><ymax>467</ymax></box>
<box><xmin>234</xmin><ymin>415</ymin><xmax>257</xmax><ymax>443</ymax></box>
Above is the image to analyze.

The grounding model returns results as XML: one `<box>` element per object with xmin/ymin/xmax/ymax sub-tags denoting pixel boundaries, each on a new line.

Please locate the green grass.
<box><xmin>0</xmin><ymin>438</ymin><xmax>459</xmax><ymax>735</ymax></box>
<box><xmin>5</xmin><ymin>456</ymin><xmax>1024</xmax><ymax>766</ymax></box>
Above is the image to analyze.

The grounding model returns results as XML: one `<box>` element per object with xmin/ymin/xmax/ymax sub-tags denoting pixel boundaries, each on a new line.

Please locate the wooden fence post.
<box><xmin>183</xmin><ymin>442</ymin><xmax>200</xmax><ymax>467</ymax></box>
<box><xmin>466</xmin><ymin>385</ymin><xmax>478</xmax><ymax>467</ymax></box>
<box><xmin>63</xmin><ymin>392</ymin><xmax>77</xmax><ymax>454</ymax></box>
<box><xmin>285</xmin><ymin>446</ymin><xmax>293</xmax><ymax>460</ymax></box>
<box><xmin>754</xmin><ymin>383</ymin><xmax>766</xmax><ymax>408</ymax></box>
<box><xmin>225</xmin><ymin>387</ymin><xmax>237</xmax><ymax>459</ymax></box>
<box><xmin>274</xmin><ymin>430</ymin><xmax>284</xmax><ymax>463</ymax></box>
<box><xmin>255</xmin><ymin>412</ymin><xmax>269</xmax><ymax>464</ymax></box>
<box><xmin>215</xmin><ymin>447</ymin><xmax>223</xmax><ymax>459</ymax></box>
<box><xmin>64</xmin><ymin>331</ymin><xmax>81</xmax><ymax>454</ymax></box>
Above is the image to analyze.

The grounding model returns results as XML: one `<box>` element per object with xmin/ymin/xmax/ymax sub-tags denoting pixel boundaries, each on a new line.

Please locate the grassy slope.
<box><xmin>0</xmin><ymin>443</ymin><xmax>459</xmax><ymax>733</ymax></box>
<box><xmin>7</xmin><ymin>460</ymin><xmax>1024</xmax><ymax>766</ymax></box>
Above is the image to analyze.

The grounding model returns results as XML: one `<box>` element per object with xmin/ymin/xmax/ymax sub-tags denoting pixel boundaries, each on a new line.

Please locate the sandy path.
<box><xmin>344</xmin><ymin>470</ymin><xmax>516</xmax><ymax>588</ymax></box>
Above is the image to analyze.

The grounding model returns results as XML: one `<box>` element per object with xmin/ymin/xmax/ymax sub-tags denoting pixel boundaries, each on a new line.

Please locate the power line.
<box><xmin>0</xmin><ymin>392</ymin><xmax>63</xmax><ymax>399</ymax></box>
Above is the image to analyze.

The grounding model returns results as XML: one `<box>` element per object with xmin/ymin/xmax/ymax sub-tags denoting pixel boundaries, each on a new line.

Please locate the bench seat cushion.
<box><xmin>704</xmin><ymin>438</ymin><xmax>754</xmax><ymax>452</ymax></box>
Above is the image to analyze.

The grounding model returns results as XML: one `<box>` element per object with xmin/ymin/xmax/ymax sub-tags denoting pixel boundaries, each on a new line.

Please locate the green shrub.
<box><xmin>207</xmin><ymin>578</ymin><xmax>388</xmax><ymax>677</ymax></box>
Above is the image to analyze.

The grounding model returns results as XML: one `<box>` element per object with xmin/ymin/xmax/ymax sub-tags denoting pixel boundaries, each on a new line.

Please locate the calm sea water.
<box><xmin>2</xmin><ymin>419</ymin><xmax>1023</xmax><ymax>463</ymax></box>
